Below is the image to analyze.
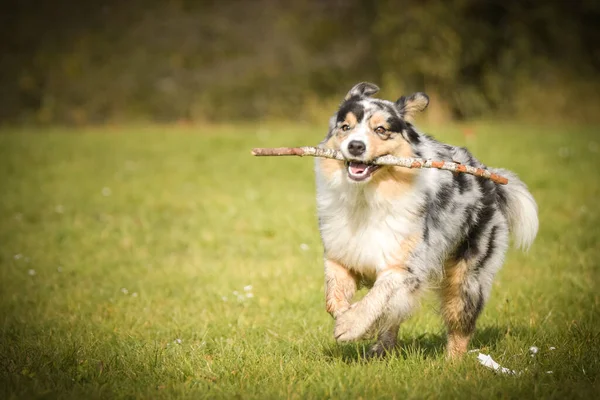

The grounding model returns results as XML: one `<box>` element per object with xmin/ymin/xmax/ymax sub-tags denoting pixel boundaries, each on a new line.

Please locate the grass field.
<box><xmin>0</xmin><ymin>122</ymin><xmax>599</xmax><ymax>399</ymax></box>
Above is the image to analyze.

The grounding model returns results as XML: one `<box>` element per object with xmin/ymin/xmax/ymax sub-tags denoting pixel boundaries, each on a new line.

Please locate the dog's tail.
<box><xmin>493</xmin><ymin>169</ymin><xmax>539</xmax><ymax>251</ymax></box>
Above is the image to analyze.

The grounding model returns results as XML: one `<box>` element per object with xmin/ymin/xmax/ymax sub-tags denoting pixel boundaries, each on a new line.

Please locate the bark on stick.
<box><xmin>251</xmin><ymin>146</ymin><xmax>508</xmax><ymax>185</ymax></box>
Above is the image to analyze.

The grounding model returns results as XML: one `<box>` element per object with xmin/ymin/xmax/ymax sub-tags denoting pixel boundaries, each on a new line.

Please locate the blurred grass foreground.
<box><xmin>1</xmin><ymin>0</ymin><xmax>600</xmax><ymax>125</ymax></box>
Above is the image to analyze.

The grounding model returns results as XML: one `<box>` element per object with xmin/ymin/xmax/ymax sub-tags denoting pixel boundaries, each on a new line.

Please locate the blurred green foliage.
<box><xmin>1</xmin><ymin>0</ymin><xmax>599</xmax><ymax>125</ymax></box>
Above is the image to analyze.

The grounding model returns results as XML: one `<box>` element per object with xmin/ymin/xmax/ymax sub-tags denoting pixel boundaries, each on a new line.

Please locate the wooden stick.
<box><xmin>251</xmin><ymin>146</ymin><xmax>508</xmax><ymax>185</ymax></box>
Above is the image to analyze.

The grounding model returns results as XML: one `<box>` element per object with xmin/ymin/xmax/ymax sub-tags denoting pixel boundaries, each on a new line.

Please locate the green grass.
<box><xmin>0</xmin><ymin>122</ymin><xmax>599</xmax><ymax>399</ymax></box>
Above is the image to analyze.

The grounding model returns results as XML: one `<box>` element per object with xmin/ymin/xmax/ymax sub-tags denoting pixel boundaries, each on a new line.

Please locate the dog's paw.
<box><xmin>333</xmin><ymin>307</ymin><xmax>370</xmax><ymax>342</ymax></box>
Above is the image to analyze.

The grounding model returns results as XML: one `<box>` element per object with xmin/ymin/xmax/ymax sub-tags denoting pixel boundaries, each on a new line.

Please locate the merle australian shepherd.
<box><xmin>315</xmin><ymin>82</ymin><xmax>538</xmax><ymax>358</ymax></box>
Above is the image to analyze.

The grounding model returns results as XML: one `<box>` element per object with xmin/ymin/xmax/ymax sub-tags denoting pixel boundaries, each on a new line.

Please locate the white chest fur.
<box><xmin>316</xmin><ymin>170</ymin><xmax>420</xmax><ymax>277</ymax></box>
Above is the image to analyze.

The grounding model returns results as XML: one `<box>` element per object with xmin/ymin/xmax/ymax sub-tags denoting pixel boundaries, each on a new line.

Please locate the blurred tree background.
<box><xmin>1</xmin><ymin>0</ymin><xmax>599</xmax><ymax>125</ymax></box>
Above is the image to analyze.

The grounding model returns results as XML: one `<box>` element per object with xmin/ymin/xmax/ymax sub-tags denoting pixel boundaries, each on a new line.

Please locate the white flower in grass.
<box><xmin>529</xmin><ymin>346</ymin><xmax>539</xmax><ymax>356</ymax></box>
<box><xmin>549</xmin><ymin>346</ymin><xmax>556</xmax><ymax>350</ymax></box>
<box><xmin>28</xmin><ymin>269</ymin><xmax>36</xmax><ymax>276</ymax></box>
<box><xmin>121</xmin><ymin>287</ymin><xmax>129</xmax><ymax>295</ymax></box>
<box><xmin>246</xmin><ymin>293</ymin><xmax>254</xmax><ymax>298</ymax></box>
<box><xmin>174</xmin><ymin>338</ymin><xmax>182</xmax><ymax>344</ymax></box>
<box><xmin>300</xmin><ymin>243</ymin><xmax>309</xmax><ymax>251</ymax></box>
<box><xmin>221</xmin><ymin>296</ymin><xmax>228</xmax><ymax>302</ymax></box>
<box><xmin>102</xmin><ymin>187</ymin><xmax>112</xmax><ymax>196</ymax></box>
<box><xmin>131</xmin><ymin>292</ymin><xmax>138</xmax><ymax>297</ymax></box>
<box><xmin>14</xmin><ymin>254</ymin><xmax>23</xmax><ymax>260</ymax></box>
<box><xmin>243</xmin><ymin>285</ymin><xmax>253</xmax><ymax>292</ymax></box>
<box><xmin>232</xmin><ymin>290</ymin><xmax>239</xmax><ymax>296</ymax></box>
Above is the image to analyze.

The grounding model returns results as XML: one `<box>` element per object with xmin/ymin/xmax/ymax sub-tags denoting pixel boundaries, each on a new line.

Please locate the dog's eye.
<box><xmin>341</xmin><ymin>124</ymin><xmax>351</xmax><ymax>132</ymax></box>
<box><xmin>375</xmin><ymin>126</ymin><xmax>387</xmax><ymax>135</ymax></box>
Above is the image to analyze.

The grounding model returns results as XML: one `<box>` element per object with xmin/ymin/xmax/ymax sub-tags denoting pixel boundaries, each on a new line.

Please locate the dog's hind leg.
<box><xmin>440</xmin><ymin>258</ymin><xmax>484</xmax><ymax>359</ymax></box>
<box><xmin>366</xmin><ymin>322</ymin><xmax>400</xmax><ymax>358</ymax></box>
<box><xmin>441</xmin><ymin>221</ymin><xmax>509</xmax><ymax>359</ymax></box>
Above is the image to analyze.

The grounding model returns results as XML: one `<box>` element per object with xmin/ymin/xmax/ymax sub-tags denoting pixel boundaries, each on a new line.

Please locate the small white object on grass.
<box><xmin>549</xmin><ymin>346</ymin><xmax>556</xmax><ymax>351</ymax></box>
<box><xmin>243</xmin><ymin>285</ymin><xmax>253</xmax><ymax>292</ymax></box>
<box><xmin>300</xmin><ymin>243</ymin><xmax>310</xmax><ymax>251</ymax></box>
<box><xmin>246</xmin><ymin>293</ymin><xmax>254</xmax><ymax>298</ymax></box>
<box><xmin>121</xmin><ymin>287</ymin><xmax>129</xmax><ymax>295</ymax></box>
<box><xmin>529</xmin><ymin>346</ymin><xmax>539</xmax><ymax>356</ymax></box>
<box><xmin>28</xmin><ymin>269</ymin><xmax>36</xmax><ymax>276</ymax></box>
<box><xmin>476</xmin><ymin>353</ymin><xmax>519</xmax><ymax>375</ymax></box>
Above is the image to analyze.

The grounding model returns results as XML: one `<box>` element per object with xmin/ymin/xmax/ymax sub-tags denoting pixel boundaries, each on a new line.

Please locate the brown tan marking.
<box><xmin>379</xmin><ymin>233</ymin><xmax>422</xmax><ymax>274</ymax></box>
<box><xmin>342</xmin><ymin>112</ymin><xmax>358</xmax><ymax>129</ymax></box>
<box><xmin>324</xmin><ymin>259</ymin><xmax>359</xmax><ymax>318</ymax></box>
<box><xmin>367</xmin><ymin>123</ymin><xmax>418</xmax><ymax>198</ymax></box>
<box><xmin>368</xmin><ymin>112</ymin><xmax>389</xmax><ymax>132</ymax></box>
<box><xmin>446</xmin><ymin>332</ymin><xmax>471</xmax><ymax>360</ymax></box>
<box><xmin>440</xmin><ymin>259</ymin><xmax>473</xmax><ymax>359</ymax></box>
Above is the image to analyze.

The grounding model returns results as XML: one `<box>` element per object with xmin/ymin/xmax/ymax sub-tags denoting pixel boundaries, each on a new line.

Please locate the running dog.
<box><xmin>315</xmin><ymin>82</ymin><xmax>538</xmax><ymax>358</ymax></box>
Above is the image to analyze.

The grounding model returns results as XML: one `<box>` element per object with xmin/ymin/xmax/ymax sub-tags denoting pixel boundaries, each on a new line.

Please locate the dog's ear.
<box><xmin>396</xmin><ymin>92</ymin><xmax>429</xmax><ymax>120</ymax></box>
<box><xmin>344</xmin><ymin>82</ymin><xmax>380</xmax><ymax>100</ymax></box>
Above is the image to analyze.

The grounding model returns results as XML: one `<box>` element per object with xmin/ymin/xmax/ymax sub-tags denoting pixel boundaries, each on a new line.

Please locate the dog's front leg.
<box><xmin>334</xmin><ymin>269</ymin><xmax>417</xmax><ymax>342</ymax></box>
<box><xmin>324</xmin><ymin>259</ymin><xmax>358</xmax><ymax>319</ymax></box>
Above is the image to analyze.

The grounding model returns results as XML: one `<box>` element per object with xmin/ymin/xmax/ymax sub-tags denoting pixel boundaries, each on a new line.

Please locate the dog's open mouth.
<box><xmin>346</xmin><ymin>161</ymin><xmax>381</xmax><ymax>181</ymax></box>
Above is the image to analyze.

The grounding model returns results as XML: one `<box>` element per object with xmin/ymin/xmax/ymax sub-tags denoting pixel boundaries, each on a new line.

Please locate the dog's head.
<box><xmin>321</xmin><ymin>82</ymin><xmax>428</xmax><ymax>183</ymax></box>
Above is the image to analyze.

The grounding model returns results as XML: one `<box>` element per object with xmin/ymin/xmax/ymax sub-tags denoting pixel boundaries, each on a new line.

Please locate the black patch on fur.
<box><xmin>460</xmin><ymin>286</ymin><xmax>484</xmax><ymax>334</ymax></box>
<box><xmin>387</xmin><ymin>116</ymin><xmax>406</xmax><ymax>133</ymax></box>
<box><xmin>475</xmin><ymin>225</ymin><xmax>498</xmax><ymax>273</ymax></box>
<box><xmin>454</xmin><ymin>172</ymin><xmax>472</xmax><ymax>194</ymax></box>
<box><xmin>422</xmin><ymin>193</ymin><xmax>434</xmax><ymax>243</ymax></box>
<box><xmin>435</xmin><ymin>183</ymin><xmax>455</xmax><ymax>211</ymax></box>
<box><xmin>476</xmin><ymin>176</ymin><xmax>495</xmax><ymax>199</ymax></box>
<box><xmin>423</xmin><ymin>184</ymin><xmax>455</xmax><ymax>245</ymax></box>
<box><xmin>372</xmin><ymin>100</ymin><xmax>399</xmax><ymax>119</ymax></box>
<box><xmin>404</xmin><ymin>125</ymin><xmax>421</xmax><ymax>144</ymax></box>
<box><xmin>414</xmin><ymin>149</ymin><xmax>423</xmax><ymax>158</ymax></box>
<box><xmin>454</xmin><ymin>199</ymin><xmax>496</xmax><ymax>261</ymax></box>
<box><xmin>337</xmin><ymin>99</ymin><xmax>365</xmax><ymax>124</ymax></box>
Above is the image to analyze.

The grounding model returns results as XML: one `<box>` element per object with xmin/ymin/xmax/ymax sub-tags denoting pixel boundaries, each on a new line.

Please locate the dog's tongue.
<box><xmin>349</xmin><ymin>162</ymin><xmax>368</xmax><ymax>174</ymax></box>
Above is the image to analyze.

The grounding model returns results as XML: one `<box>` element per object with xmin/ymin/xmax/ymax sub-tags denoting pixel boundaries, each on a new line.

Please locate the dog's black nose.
<box><xmin>347</xmin><ymin>140</ymin><xmax>366</xmax><ymax>156</ymax></box>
